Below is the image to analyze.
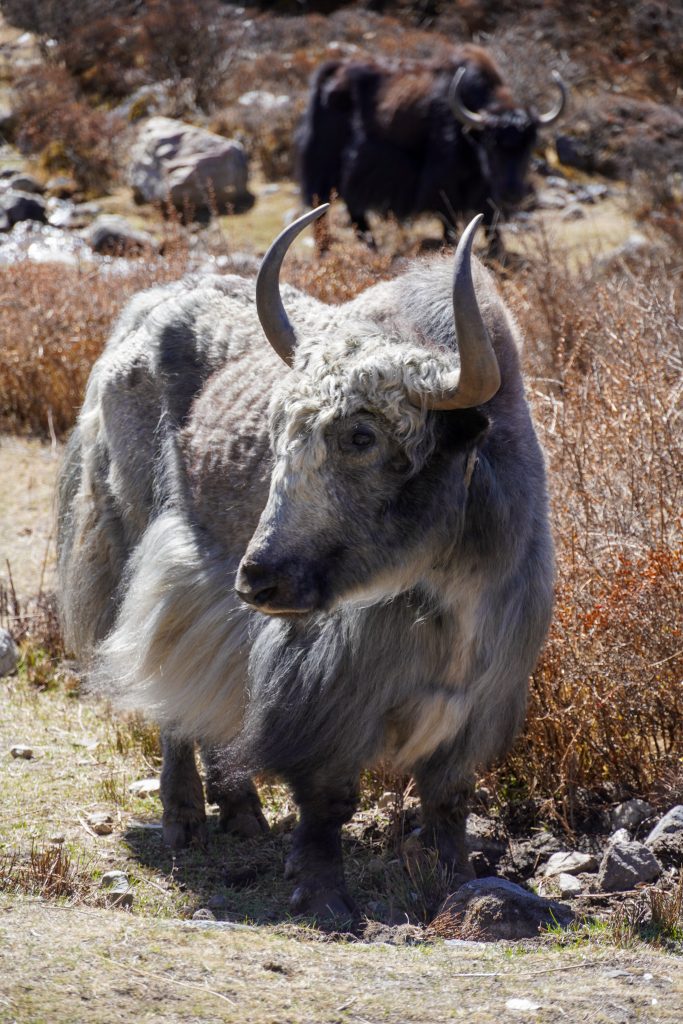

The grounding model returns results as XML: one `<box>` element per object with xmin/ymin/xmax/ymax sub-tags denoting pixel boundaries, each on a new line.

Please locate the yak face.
<box><xmin>475</xmin><ymin>111</ymin><xmax>538</xmax><ymax>209</ymax></box>
<box><xmin>235</xmin><ymin>395</ymin><xmax>489</xmax><ymax>617</ymax></box>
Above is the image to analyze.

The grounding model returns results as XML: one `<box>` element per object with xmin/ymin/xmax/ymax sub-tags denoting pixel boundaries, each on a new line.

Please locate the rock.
<box><xmin>558</xmin><ymin>873</ymin><xmax>583</xmax><ymax>897</ymax></box>
<box><xmin>535</xmin><ymin>189</ymin><xmax>568</xmax><ymax>210</ymax></box>
<box><xmin>543</xmin><ymin>851</ymin><xmax>598</xmax><ymax>877</ymax></box>
<box><xmin>0</xmin><ymin>628</ymin><xmax>19</xmax><ymax>676</ymax></box>
<box><xmin>555</xmin><ymin>134</ymin><xmax>594</xmax><ymax>172</ymax></box>
<box><xmin>0</xmin><ymin>190</ymin><xmax>47</xmax><ymax>229</ymax></box>
<box><xmin>10</xmin><ymin>745</ymin><xmax>33</xmax><ymax>759</ymax></box>
<box><xmin>2</xmin><ymin>173</ymin><xmax>43</xmax><ymax>194</ymax></box>
<box><xmin>611</xmin><ymin>799</ymin><xmax>655</xmax><ymax>832</ymax></box>
<box><xmin>44</xmin><ymin>176</ymin><xmax>80</xmax><ymax>198</ymax></box>
<box><xmin>645</xmin><ymin>806</ymin><xmax>683</xmax><ymax>867</ymax></box>
<box><xmin>237</xmin><ymin>90</ymin><xmax>291</xmax><ymax>112</ymax></box>
<box><xmin>272</xmin><ymin>811</ymin><xmax>297</xmax><ymax>834</ymax></box>
<box><xmin>101</xmin><ymin>870</ymin><xmax>134</xmax><ymax>908</ymax></box>
<box><xmin>377</xmin><ymin>790</ymin><xmax>397</xmax><ymax>811</ymax></box>
<box><xmin>436</xmin><ymin>877</ymin><xmax>574</xmax><ymax>941</ymax></box>
<box><xmin>129</xmin><ymin>116</ymin><xmax>254</xmax><ymax>216</ymax></box>
<box><xmin>597</xmin><ymin>834</ymin><xmax>662</xmax><ymax>891</ymax></box>
<box><xmin>506</xmin><ymin>998</ymin><xmax>541</xmax><ymax>1012</ymax></box>
<box><xmin>499</xmin><ymin>831</ymin><xmax>565</xmax><ymax>881</ymax></box>
<box><xmin>129</xmin><ymin>777</ymin><xmax>160</xmax><ymax>797</ymax></box>
<box><xmin>85</xmin><ymin>214</ymin><xmax>157</xmax><ymax>256</ymax></box>
<box><xmin>192</xmin><ymin>907</ymin><xmax>216</xmax><ymax>921</ymax></box>
<box><xmin>561</xmin><ymin>203</ymin><xmax>586</xmax><ymax>221</ymax></box>
<box><xmin>87</xmin><ymin>811</ymin><xmax>114</xmax><ymax>835</ymax></box>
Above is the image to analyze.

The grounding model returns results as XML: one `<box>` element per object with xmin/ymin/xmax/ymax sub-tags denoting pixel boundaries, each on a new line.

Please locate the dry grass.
<box><xmin>0</xmin><ymin>840</ymin><xmax>90</xmax><ymax>900</ymax></box>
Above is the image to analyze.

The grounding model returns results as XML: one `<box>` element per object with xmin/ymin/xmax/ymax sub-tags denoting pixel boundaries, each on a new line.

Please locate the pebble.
<box><xmin>101</xmin><ymin>870</ymin><xmax>134</xmax><ymax>908</ymax></box>
<box><xmin>558</xmin><ymin>872</ymin><xmax>583</xmax><ymax>896</ymax></box>
<box><xmin>87</xmin><ymin>811</ymin><xmax>114</xmax><ymax>835</ymax></box>
<box><xmin>128</xmin><ymin>778</ymin><xmax>160</xmax><ymax>797</ymax></box>
<box><xmin>544</xmin><ymin>850</ymin><xmax>598</xmax><ymax>877</ymax></box>
<box><xmin>611</xmin><ymin>799</ymin><xmax>655</xmax><ymax>831</ymax></box>
<box><xmin>10</xmin><ymin>745</ymin><xmax>33</xmax><ymax>759</ymax></box>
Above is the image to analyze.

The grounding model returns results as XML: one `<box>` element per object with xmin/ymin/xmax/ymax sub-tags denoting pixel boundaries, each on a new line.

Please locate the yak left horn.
<box><xmin>537</xmin><ymin>71</ymin><xmax>568</xmax><ymax>126</ymax></box>
<box><xmin>256</xmin><ymin>204</ymin><xmax>329</xmax><ymax>366</ymax></box>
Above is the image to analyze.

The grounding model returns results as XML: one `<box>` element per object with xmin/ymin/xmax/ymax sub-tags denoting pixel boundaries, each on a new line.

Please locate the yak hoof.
<box><xmin>218</xmin><ymin>806</ymin><xmax>270</xmax><ymax>839</ymax></box>
<box><xmin>290</xmin><ymin>883</ymin><xmax>357</xmax><ymax>924</ymax></box>
<box><xmin>162</xmin><ymin>813</ymin><xmax>208</xmax><ymax>850</ymax></box>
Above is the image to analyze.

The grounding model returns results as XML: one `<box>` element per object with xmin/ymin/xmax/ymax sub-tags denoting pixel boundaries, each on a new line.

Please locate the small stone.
<box><xmin>561</xmin><ymin>203</ymin><xmax>586</xmax><ymax>221</ymax></box>
<box><xmin>558</xmin><ymin>873</ymin><xmax>583</xmax><ymax>897</ymax></box>
<box><xmin>378</xmin><ymin>791</ymin><xmax>398</xmax><ymax>811</ymax></box>
<box><xmin>192</xmin><ymin>907</ymin><xmax>216</xmax><ymax>921</ymax></box>
<box><xmin>506</xmin><ymin>998</ymin><xmax>541</xmax><ymax>1012</ymax></box>
<box><xmin>101</xmin><ymin>870</ymin><xmax>133</xmax><ymax>908</ymax></box>
<box><xmin>611</xmin><ymin>799</ymin><xmax>655</xmax><ymax>832</ymax></box>
<box><xmin>597</xmin><ymin>836</ymin><xmax>662</xmax><ymax>892</ymax></box>
<box><xmin>128</xmin><ymin>778</ymin><xmax>160</xmax><ymax>797</ymax></box>
<box><xmin>0</xmin><ymin>629</ymin><xmax>19</xmax><ymax>676</ymax></box>
<box><xmin>645</xmin><ymin>806</ymin><xmax>683</xmax><ymax>867</ymax></box>
<box><xmin>87</xmin><ymin>812</ymin><xmax>114</xmax><ymax>835</ymax></box>
<box><xmin>85</xmin><ymin>214</ymin><xmax>157</xmax><ymax>256</ymax></box>
<box><xmin>10</xmin><ymin>745</ymin><xmax>33</xmax><ymax>759</ymax></box>
<box><xmin>49</xmin><ymin>835</ymin><xmax>65</xmax><ymax>845</ymax></box>
<box><xmin>544</xmin><ymin>851</ymin><xmax>598</xmax><ymax>877</ymax></box>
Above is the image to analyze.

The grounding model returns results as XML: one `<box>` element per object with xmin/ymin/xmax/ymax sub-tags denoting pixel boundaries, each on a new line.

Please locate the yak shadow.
<box><xmin>124</xmin><ymin>810</ymin><xmax>397</xmax><ymax>932</ymax></box>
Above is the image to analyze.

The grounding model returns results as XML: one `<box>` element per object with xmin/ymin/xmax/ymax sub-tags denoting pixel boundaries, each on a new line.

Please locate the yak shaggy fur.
<box><xmin>58</xmin><ymin>250</ymin><xmax>554</xmax><ymax>890</ymax></box>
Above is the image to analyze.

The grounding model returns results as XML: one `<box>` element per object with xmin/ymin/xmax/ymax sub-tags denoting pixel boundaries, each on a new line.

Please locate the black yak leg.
<box><xmin>413</xmin><ymin>752</ymin><xmax>475</xmax><ymax>885</ymax></box>
<box><xmin>283</xmin><ymin>771</ymin><xmax>359</xmax><ymax>921</ymax></box>
<box><xmin>160</xmin><ymin>733</ymin><xmax>207</xmax><ymax>849</ymax></box>
<box><xmin>201</xmin><ymin>744</ymin><xmax>270</xmax><ymax>839</ymax></box>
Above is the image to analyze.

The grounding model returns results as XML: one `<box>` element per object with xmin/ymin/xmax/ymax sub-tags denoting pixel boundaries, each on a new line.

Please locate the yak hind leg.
<box><xmin>160</xmin><ymin>734</ymin><xmax>207</xmax><ymax>850</ymax></box>
<box><xmin>283</xmin><ymin>771</ymin><xmax>359</xmax><ymax>923</ymax></box>
<box><xmin>201</xmin><ymin>745</ymin><xmax>270</xmax><ymax>839</ymax></box>
<box><xmin>412</xmin><ymin>750</ymin><xmax>475</xmax><ymax>887</ymax></box>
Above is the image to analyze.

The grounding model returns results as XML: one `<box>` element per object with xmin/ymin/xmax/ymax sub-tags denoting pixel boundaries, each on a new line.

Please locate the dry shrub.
<box><xmin>12</xmin><ymin>64</ymin><xmax>119</xmax><ymax>193</ymax></box>
<box><xmin>0</xmin><ymin>841</ymin><xmax>89</xmax><ymax>900</ymax></box>
<box><xmin>493</xmin><ymin>233</ymin><xmax>683</xmax><ymax>826</ymax></box>
<box><xmin>0</xmin><ymin>252</ymin><xmax>188</xmax><ymax>439</ymax></box>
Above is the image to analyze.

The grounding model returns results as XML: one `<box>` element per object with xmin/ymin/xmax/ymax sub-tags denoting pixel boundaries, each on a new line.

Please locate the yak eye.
<box><xmin>340</xmin><ymin>424</ymin><xmax>377</xmax><ymax>451</ymax></box>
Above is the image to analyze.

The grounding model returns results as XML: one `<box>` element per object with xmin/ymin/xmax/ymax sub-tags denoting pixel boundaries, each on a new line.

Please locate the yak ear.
<box><xmin>435</xmin><ymin>407</ymin><xmax>490</xmax><ymax>451</ymax></box>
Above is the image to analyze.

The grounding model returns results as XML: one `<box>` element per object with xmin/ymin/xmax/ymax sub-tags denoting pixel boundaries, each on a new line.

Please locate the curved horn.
<box><xmin>448</xmin><ymin>66</ymin><xmax>486</xmax><ymax>129</ymax></box>
<box><xmin>418</xmin><ymin>215</ymin><xmax>501</xmax><ymax>411</ymax></box>
<box><xmin>256</xmin><ymin>204</ymin><xmax>329</xmax><ymax>366</ymax></box>
<box><xmin>537</xmin><ymin>70</ymin><xmax>568</xmax><ymax>126</ymax></box>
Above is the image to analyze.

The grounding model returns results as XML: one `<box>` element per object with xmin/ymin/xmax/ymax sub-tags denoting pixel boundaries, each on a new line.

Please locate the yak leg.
<box><xmin>481</xmin><ymin>203</ymin><xmax>504</xmax><ymax>262</ymax></box>
<box><xmin>283</xmin><ymin>771</ymin><xmax>359</xmax><ymax>921</ymax></box>
<box><xmin>412</xmin><ymin>752</ymin><xmax>475</xmax><ymax>886</ymax></box>
<box><xmin>160</xmin><ymin>734</ymin><xmax>207</xmax><ymax>849</ymax></box>
<box><xmin>201</xmin><ymin>745</ymin><xmax>270</xmax><ymax>839</ymax></box>
<box><xmin>348</xmin><ymin>209</ymin><xmax>376</xmax><ymax>248</ymax></box>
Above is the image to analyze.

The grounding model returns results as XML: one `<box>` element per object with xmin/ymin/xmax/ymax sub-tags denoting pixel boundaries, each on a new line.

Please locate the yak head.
<box><xmin>235</xmin><ymin>208</ymin><xmax>500</xmax><ymax>617</ymax></box>
<box><xmin>449</xmin><ymin>68</ymin><xmax>568</xmax><ymax>208</ymax></box>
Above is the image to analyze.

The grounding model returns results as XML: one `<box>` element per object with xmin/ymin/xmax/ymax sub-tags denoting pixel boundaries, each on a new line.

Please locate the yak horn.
<box><xmin>448</xmin><ymin>66</ymin><xmax>486</xmax><ymax>129</ymax></box>
<box><xmin>537</xmin><ymin>71</ymin><xmax>568</xmax><ymax>126</ymax></box>
<box><xmin>419</xmin><ymin>215</ymin><xmax>501</xmax><ymax>411</ymax></box>
<box><xmin>256</xmin><ymin>204</ymin><xmax>329</xmax><ymax>366</ymax></box>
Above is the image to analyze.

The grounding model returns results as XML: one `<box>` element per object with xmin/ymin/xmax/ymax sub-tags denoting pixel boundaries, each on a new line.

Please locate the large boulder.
<box><xmin>128</xmin><ymin>117</ymin><xmax>253</xmax><ymax>217</ymax></box>
<box><xmin>435</xmin><ymin>878</ymin><xmax>575</xmax><ymax>941</ymax></box>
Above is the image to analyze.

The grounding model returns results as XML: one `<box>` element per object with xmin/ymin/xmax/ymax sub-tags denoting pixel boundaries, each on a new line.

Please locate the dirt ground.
<box><xmin>1</xmin><ymin>896</ymin><xmax>682</xmax><ymax>1024</ymax></box>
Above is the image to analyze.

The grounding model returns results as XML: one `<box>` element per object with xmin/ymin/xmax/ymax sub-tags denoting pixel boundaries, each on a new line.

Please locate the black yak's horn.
<box><xmin>448</xmin><ymin>67</ymin><xmax>486</xmax><ymax>129</ymax></box>
<box><xmin>256</xmin><ymin>204</ymin><xmax>329</xmax><ymax>366</ymax></box>
<box><xmin>537</xmin><ymin>71</ymin><xmax>568</xmax><ymax>126</ymax></box>
<box><xmin>421</xmin><ymin>215</ymin><xmax>501</xmax><ymax>411</ymax></box>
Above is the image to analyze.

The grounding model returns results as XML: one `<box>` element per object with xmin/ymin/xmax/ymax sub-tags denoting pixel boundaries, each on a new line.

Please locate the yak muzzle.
<box><xmin>235</xmin><ymin>558</ymin><xmax>319</xmax><ymax>616</ymax></box>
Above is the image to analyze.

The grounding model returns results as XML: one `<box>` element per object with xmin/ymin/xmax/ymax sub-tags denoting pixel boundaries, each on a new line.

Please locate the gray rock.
<box><xmin>611</xmin><ymin>799</ymin><xmax>655</xmax><ymax>832</ymax></box>
<box><xmin>87</xmin><ymin>811</ymin><xmax>114</xmax><ymax>835</ymax></box>
<box><xmin>0</xmin><ymin>628</ymin><xmax>18</xmax><ymax>676</ymax></box>
<box><xmin>466</xmin><ymin>813</ymin><xmax>507</xmax><ymax>876</ymax></box>
<box><xmin>85</xmin><ymin>214</ymin><xmax>156</xmax><ymax>256</ymax></box>
<box><xmin>4</xmin><ymin>173</ymin><xmax>43</xmax><ymax>194</ymax></box>
<box><xmin>499</xmin><ymin>831</ymin><xmax>566</xmax><ymax>881</ymax></box>
<box><xmin>192</xmin><ymin>907</ymin><xmax>216</xmax><ymax>921</ymax></box>
<box><xmin>129</xmin><ymin>116</ymin><xmax>254</xmax><ymax>216</ymax></box>
<box><xmin>101</xmin><ymin>870</ymin><xmax>128</xmax><ymax>888</ymax></box>
<box><xmin>437</xmin><ymin>877</ymin><xmax>574</xmax><ymax>941</ymax></box>
<box><xmin>597</xmin><ymin>835</ymin><xmax>662</xmax><ymax>892</ymax></box>
<box><xmin>128</xmin><ymin>777</ymin><xmax>160</xmax><ymax>797</ymax></box>
<box><xmin>535</xmin><ymin>189</ymin><xmax>568</xmax><ymax>210</ymax></box>
<box><xmin>0</xmin><ymin>189</ymin><xmax>47</xmax><ymax>229</ymax></box>
<box><xmin>645</xmin><ymin>806</ymin><xmax>683</xmax><ymax>867</ymax></box>
<box><xmin>237</xmin><ymin>90</ymin><xmax>291</xmax><ymax>112</ymax></box>
<box><xmin>101</xmin><ymin>870</ymin><xmax>134</xmax><ymax>908</ymax></box>
<box><xmin>558</xmin><ymin>873</ymin><xmax>583</xmax><ymax>897</ymax></box>
<box><xmin>555</xmin><ymin>133</ymin><xmax>594</xmax><ymax>172</ymax></box>
<box><xmin>543</xmin><ymin>850</ymin><xmax>598</xmax><ymax>877</ymax></box>
<box><xmin>561</xmin><ymin>203</ymin><xmax>586</xmax><ymax>221</ymax></box>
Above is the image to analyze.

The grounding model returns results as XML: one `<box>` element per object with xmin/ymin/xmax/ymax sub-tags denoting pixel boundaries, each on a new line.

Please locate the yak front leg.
<box><xmin>201</xmin><ymin>744</ymin><xmax>270</xmax><ymax>839</ymax></box>
<box><xmin>413</xmin><ymin>749</ymin><xmax>475</xmax><ymax>886</ymax></box>
<box><xmin>160</xmin><ymin>733</ymin><xmax>207</xmax><ymax>849</ymax></box>
<box><xmin>284</xmin><ymin>771</ymin><xmax>359</xmax><ymax>922</ymax></box>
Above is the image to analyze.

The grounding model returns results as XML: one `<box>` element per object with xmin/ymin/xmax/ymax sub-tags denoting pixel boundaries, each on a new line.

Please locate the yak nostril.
<box><xmin>251</xmin><ymin>585</ymin><xmax>278</xmax><ymax>607</ymax></box>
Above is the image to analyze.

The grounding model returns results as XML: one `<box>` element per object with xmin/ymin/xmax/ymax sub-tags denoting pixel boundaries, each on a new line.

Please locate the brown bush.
<box><xmin>491</xmin><ymin>234</ymin><xmax>683</xmax><ymax>826</ymax></box>
<box><xmin>12</xmin><ymin>65</ymin><xmax>119</xmax><ymax>194</ymax></box>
